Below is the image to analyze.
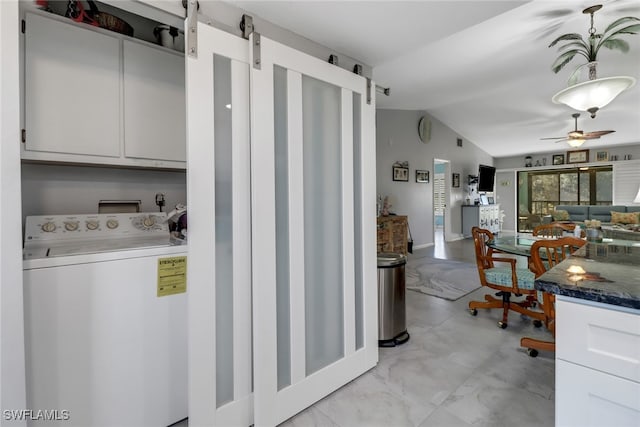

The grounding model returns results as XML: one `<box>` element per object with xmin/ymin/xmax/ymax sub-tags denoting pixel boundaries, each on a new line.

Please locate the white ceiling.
<box><xmin>227</xmin><ymin>0</ymin><xmax>640</xmax><ymax>158</ymax></box>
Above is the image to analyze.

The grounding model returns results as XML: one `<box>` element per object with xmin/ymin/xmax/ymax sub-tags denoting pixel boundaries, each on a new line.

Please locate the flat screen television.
<box><xmin>477</xmin><ymin>164</ymin><xmax>496</xmax><ymax>192</ymax></box>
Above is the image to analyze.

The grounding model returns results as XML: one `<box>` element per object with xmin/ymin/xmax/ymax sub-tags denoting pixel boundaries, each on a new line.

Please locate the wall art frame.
<box><xmin>567</xmin><ymin>149</ymin><xmax>589</xmax><ymax>164</ymax></box>
<box><xmin>393</xmin><ymin>166</ymin><xmax>409</xmax><ymax>182</ymax></box>
<box><xmin>415</xmin><ymin>170</ymin><xmax>429</xmax><ymax>183</ymax></box>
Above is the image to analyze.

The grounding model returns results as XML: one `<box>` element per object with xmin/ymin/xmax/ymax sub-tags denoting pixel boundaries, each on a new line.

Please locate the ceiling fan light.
<box><xmin>567</xmin><ymin>138</ymin><xmax>586</xmax><ymax>148</ymax></box>
<box><xmin>552</xmin><ymin>76</ymin><xmax>636</xmax><ymax>116</ymax></box>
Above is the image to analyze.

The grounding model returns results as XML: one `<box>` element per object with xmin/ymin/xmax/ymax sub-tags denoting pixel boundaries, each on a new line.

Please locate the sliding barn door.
<box><xmin>186</xmin><ymin>22</ymin><xmax>253</xmax><ymax>426</ymax></box>
<box><xmin>250</xmin><ymin>34</ymin><xmax>378</xmax><ymax>426</ymax></box>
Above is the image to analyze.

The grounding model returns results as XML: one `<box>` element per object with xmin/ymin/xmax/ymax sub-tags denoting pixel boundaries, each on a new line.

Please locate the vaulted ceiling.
<box><xmin>227</xmin><ymin>0</ymin><xmax>640</xmax><ymax>158</ymax></box>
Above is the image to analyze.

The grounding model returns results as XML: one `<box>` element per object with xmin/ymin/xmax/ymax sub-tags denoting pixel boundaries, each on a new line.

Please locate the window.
<box><xmin>517</xmin><ymin>166</ymin><xmax>612</xmax><ymax>232</ymax></box>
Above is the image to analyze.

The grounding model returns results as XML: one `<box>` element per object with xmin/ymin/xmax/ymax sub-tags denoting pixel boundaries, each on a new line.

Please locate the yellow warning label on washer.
<box><xmin>158</xmin><ymin>256</ymin><xmax>187</xmax><ymax>297</ymax></box>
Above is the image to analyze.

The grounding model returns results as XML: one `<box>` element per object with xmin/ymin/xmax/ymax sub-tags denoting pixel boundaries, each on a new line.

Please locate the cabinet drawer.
<box><xmin>556</xmin><ymin>298</ymin><xmax>640</xmax><ymax>382</ymax></box>
<box><xmin>556</xmin><ymin>359</ymin><xmax>640</xmax><ymax>427</ymax></box>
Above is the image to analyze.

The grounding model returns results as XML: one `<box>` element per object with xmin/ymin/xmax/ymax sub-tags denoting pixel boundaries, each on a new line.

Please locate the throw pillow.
<box><xmin>552</xmin><ymin>209</ymin><xmax>570</xmax><ymax>221</ymax></box>
<box><xmin>611</xmin><ymin>211</ymin><xmax>639</xmax><ymax>224</ymax></box>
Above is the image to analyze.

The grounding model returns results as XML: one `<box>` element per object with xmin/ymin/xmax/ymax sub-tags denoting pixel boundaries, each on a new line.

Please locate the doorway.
<box><xmin>433</xmin><ymin>159</ymin><xmax>450</xmax><ymax>247</ymax></box>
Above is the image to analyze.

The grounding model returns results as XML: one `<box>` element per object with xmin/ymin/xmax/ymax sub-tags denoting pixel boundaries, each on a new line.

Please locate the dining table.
<box><xmin>486</xmin><ymin>233</ymin><xmax>640</xmax><ymax>259</ymax></box>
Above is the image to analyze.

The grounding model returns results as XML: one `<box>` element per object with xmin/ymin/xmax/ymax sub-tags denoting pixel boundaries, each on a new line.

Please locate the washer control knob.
<box><xmin>106</xmin><ymin>219</ymin><xmax>119</xmax><ymax>229</ymax></box>
<box><xmin>41</xmin><ymin>222</ymin><xmax>57</xmax><ymax>232</ymax></box>
<box><xmin>142</xmin><ymin>216</ymin><xmax>156</xmax><ymax>228</ymax></box>
<box><xmin>86</xmin><ymin>220</ymin><xmax>100</xmax><ymax>230</ymax></box>
<box><xmin>64</xmin><ymin>221</ymin><xmax>79</xmax><ymax>231</ymax></box>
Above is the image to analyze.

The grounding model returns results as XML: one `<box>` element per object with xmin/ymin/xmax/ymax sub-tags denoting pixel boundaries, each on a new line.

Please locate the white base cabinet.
<box><xmin>555</xmin><ymin>297</ymin><xmax>640</xmax><ymax>427</ymax></box>
<box><xmin>462</xmin><ymin>204</ymin><xmax>500</xmax><ymax>237</ymax></box>
<box><xmin>22</xmin><ymin>11</ymin><xmax>185</xmax><ymax>169</ymax></box>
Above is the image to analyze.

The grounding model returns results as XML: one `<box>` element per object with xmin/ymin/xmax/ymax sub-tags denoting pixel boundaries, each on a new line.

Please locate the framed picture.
<box><xmin>552</xmin><ymin>154</ymin><xmax>564</xmax><ymax>165</ymax></box>
<box><xmin>596</xmin><ymin>151</ymin><xmax>608</xmax><ymax>161</ymax></box>
<box><xmin>393</xmin><ymin>166</ymin><xmax>409</xmax><ymax>182</ymax></box>
<box><xmin>452</xmin><ymin>173</ymin><xmax>460</xmax><ymax>188</ymax></box>
<box><xmin>567</xmin><ymin>149</ymin><xmax>589</xmax><ymax>164</ymax></box>
<box><xmin>415</xmin><ymin>169</ymin><xmax>429</xmax><ymax>183</ymax></box>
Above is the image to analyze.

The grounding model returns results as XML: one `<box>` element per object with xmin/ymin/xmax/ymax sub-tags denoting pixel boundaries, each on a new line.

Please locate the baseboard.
<box><xmin>501</xmin><ymin>229</ymin><xmax>516</xmax><ymax>234</ymax></box>
<box><xmin>413</xmin><ymin>243</ymin><xmax>434</xmax><ymax>250</ymax></box>
<box><xmin>446</xmin><ymin>234</ymin><xmax>466</xmax><ymax>242</ymax></box>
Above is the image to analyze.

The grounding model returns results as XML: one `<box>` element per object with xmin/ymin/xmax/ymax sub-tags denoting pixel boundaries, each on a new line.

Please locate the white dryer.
<box><xmin>23</xmin><ymin>212</ymin><xmax>187</xmax><ymax>427</ymax></box>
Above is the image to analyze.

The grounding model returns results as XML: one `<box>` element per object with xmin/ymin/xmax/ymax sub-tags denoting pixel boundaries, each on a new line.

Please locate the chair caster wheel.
<box><xmin>498</xmin><ymin>321</ymin><xmax>507</xmax><ymax>329</ymax></box>
<box><xmin>527</xmin><ymin>348</ymin><xmax>539</xmax><ymax>357</ymax></box>
<box><xmin>533</xmin><ymin>320</ymin><xmax>543</xmax><ymax>328</ymax></box>
<box><xmin>469</xmin><ymin>309</ymin><xmax>478</xmax><ymax>316</ymax></box>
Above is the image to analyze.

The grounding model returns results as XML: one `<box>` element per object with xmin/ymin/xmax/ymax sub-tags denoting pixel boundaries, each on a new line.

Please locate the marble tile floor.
<box><xmin>280</xmin><ymin>240</ymin><xmax>555</xmax><ymax>427</ymax></box>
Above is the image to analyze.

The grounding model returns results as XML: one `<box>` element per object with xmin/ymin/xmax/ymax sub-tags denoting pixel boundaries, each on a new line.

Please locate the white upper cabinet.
<box><xmin>123</xmin><ymin>40</ymin><xmax>185</xmax><ymax>162</ymax></box>
<box><xmin>24</xmin><ymin>13</ymin><xmax>121</xmax><ymax>158</ymax></box>
<box><xmin>22</xmin><ymin>12</ymin><xmax>186</xmax><ymax>169</ymax></box>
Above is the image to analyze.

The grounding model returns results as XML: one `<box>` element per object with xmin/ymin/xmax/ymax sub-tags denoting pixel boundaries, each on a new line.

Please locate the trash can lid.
<box><xmin>377</xmin><ymin>252</ymin><xmax>407</xmax><ymax>267</ymax></box>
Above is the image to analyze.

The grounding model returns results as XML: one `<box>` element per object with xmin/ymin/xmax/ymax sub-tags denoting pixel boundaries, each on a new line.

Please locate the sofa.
<box><xmin>541</xmin><ymin>205</ymin><xmax>640</xmax><ymax>241</ymax></box>
<box><xmin>553</xmin><ymin>205</ymin><xmax>640</xmax><ymax>224</ymax></box>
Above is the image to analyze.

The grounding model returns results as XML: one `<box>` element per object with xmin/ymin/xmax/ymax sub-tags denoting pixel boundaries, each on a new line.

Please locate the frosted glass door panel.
<box><xmin>352</xmin><ymin>93</ymin><xmax>364</xmax><ymax>350</ymax></box>
<box><xmin>274</xmin><ymin>66</ymin><xmax>292</xmax><ymax>390</ymax></box>
<box><xmin>302</xmin><ymin>76</ymin><xmax>344</xmax><ymax>374</ymax></box>
<box><xmin>214</xmin><ymin>54</ymin><xmax>234</xmax><ymax>407</ymax></box>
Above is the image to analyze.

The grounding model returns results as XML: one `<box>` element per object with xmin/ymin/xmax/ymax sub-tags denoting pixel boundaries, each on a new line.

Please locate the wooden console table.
<box><xmin>377</xmin><ymin>215</ymin><xmax>408</xmax><ymax>255</ymax></box>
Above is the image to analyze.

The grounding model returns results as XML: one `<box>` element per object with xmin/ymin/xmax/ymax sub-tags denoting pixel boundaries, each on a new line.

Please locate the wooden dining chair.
<box><xmin>521</xmin><ymin>236</ymin><xmax>587</xmax><ymax>357</ymax></box>
<box><xmin>534</xmin><ymin>222</ymin><xmax>586</xmax><ymax>238</ymax></box>
<box><xmin>532</xmin><ymin>223</ymin><xmax>565</xmax><ymax>238</ymax></box>
<box><xmin>469</xmin><ymin>227</ymin><xmax>545</xmax><ymax>329</ymax></box>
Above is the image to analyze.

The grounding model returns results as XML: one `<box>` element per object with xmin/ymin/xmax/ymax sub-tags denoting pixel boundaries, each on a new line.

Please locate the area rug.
<box><xmin>406</xmin><ymin>256</ymin><xmax>481</xmax><ymax>301</ymax></box>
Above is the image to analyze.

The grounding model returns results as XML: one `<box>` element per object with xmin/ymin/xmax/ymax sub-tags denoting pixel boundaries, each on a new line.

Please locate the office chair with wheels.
<box><xmin>469</xmin><ymin>227</ymin><xmax>545</xmax><ymax>329</ymax></box>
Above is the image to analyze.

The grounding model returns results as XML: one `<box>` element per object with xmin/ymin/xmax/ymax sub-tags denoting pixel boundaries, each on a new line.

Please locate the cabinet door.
<box><xmin>556</xmin><ymin>359</ymin><xmax>640</xmax><ymax>427</ymax></box>
<box><xmin>24</xmin><ymin>13</ymin><xmax>120</xmax><ymax>157</ymax></box>
<box><xmin>123</xmin><ymin>40</ymin><xmax>186</xmax><ymax>162</ymax></box>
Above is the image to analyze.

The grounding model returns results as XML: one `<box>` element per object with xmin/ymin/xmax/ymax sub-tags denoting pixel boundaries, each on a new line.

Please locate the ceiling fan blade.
<box><xmin>540</xmin><ymin>137</ymin><xmax>566</xmax><ymax>140</ymax></box>
<box><xmin>554</xmin><ymin>138</ymin><xmax>569</xmax><ymax>143</ymax></box>
<box><xmin>584</xmin><ymin>130</ymin><xmax>615</xmax><ymax>138</ymax></box>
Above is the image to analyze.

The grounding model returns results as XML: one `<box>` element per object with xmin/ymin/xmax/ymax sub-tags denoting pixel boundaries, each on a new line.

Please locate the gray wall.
<box><xmin>376</xmin><ymin>109</ymin><xmax>493</xmax><ymax>247</ymax></box>
<box><xmin>21</xmin><ymin>163</ymin><xmax>186</xmax><ymax>219</ymax></box>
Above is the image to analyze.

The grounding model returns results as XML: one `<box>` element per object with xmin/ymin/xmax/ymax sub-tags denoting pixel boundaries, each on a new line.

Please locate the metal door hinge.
<box><xmin>186</xmin><ymin>0</ymin><xmax>198</xmax><ymax>57</ymax></box>
<box><xmin>366</xmin><ymin>78</ymin><xmax>372</xmax><ymax>105</ymax></box>
<box><xmin>21</xmin><ymin>19</ymin><xmax>25</xmax><ymax>34</ymax></box>
<box><xmin>253</xmin><ymin>32</ymin><xmax>261</xmax><ymax>70</ymax></box>
<box><xmin>21</xmin><ymin>129</ymin><xmax>26</xmax><ymax>143</ymax></box>
<box><xmin>240</xmin><ymin>14</ymin><xmax>254</xmax><ymax>40</ymax></box>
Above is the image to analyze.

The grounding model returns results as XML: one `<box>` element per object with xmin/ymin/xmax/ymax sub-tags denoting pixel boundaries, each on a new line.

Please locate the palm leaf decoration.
<box><xmin>550</xmin><ymin>11</ymin><xmax>640</xmax><ymax>74</ymax></box>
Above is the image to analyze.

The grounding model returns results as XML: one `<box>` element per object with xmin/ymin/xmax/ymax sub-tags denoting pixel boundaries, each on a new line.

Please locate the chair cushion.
<box><xmin>485</xmin><ymin>267</ymin><xmax>535</xmax><ymax>290</ymax></box>
<box><xmin>611</xmin><ymin>211</ymin><xmax>639</xmax><ymax>224</ymax></box>
<box><xmin>552</xmin><ymin>209</ymin><xmax>570</xmax><ymax>221</ymax></box>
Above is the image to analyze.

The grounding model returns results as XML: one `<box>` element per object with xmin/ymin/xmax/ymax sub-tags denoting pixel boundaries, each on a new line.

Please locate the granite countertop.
<box><xmin>535</xmin><ymin>240</ymin><xmax>640</xmax><ymax>310</ymax></box>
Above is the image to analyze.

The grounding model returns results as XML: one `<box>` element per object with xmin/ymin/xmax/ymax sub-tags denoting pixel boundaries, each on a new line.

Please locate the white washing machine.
<box><xmin>23</xmin><ymin>212</ymin><xmax>187</xmax><ymax>427</ymax></box>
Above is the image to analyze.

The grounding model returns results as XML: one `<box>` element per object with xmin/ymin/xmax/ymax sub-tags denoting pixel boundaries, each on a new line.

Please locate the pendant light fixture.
<box><xmin>549</xmin><ymin>5</ymin><xmax>638</xmax><ymax>118</ymax></box>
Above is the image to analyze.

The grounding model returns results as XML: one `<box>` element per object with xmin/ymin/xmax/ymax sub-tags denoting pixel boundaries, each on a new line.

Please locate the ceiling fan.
<box><xmin>541</xmin><ymin>113</ymin><xmax>615</xmax><ymax>147</ymax></box>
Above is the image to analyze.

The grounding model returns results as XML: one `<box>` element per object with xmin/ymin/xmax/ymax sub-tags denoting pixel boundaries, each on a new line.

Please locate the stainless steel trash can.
<box><xmin>377</xmin><ymin>252</ymin><xmax>410</xmax><ymax>347</ymax></box>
